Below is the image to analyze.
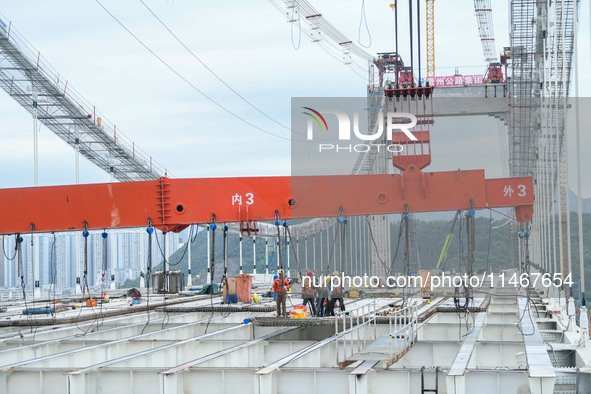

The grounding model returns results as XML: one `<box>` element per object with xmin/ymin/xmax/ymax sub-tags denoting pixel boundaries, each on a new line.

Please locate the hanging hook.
<box><xmin>337</xmin><ymin>207</ymin><xmax>346</xmax><ymax>223</ymax></box>
<box><xmin>82</xmin><ymin>221</ymin><xmax>89</xmax><ymax>238</ymax></box>
<box><xmin>210</xmin><ymin>214</ymin><xmax>217</xmax><ymax>231</ymax></box>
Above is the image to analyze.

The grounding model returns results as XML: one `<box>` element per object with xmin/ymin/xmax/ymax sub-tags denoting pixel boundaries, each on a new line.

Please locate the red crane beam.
<box><xmin>0</xmin><ymin>168</ymin><xmax>533</xmax><ymax>235</ymax></box>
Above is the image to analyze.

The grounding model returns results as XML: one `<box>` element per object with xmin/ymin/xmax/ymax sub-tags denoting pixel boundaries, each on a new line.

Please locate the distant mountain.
<box><xmin>398</xmin><ymin>189</ymin><xmax>591</xmax><ymax>222</ymax></box>
<box><xmin>569</xmin><ymin>189</ymin><xmax>591</xmax><ymax>213</ymax></box>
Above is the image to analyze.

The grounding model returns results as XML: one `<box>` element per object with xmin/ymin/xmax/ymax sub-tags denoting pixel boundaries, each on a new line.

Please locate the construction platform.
<box><xmin>0</xmin><ymin>272</ymin><xmax>590</xmax><ymax>394</ymax></box>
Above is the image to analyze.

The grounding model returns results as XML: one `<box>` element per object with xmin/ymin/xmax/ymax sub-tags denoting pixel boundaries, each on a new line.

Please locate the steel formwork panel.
<box><xmin>388</xmin><ymin>341</ymin><xmax>461</xmax><ymax>368</ymax></box>
<box><xmin>467</xmin><ymin>342</ymin><xmax>526</xmax><ymax>369</ymax></box>
<box><xmin>0</xmin><ymin>293</ymin><xmax>570</xmax><ymax>394</ymax></box>
<box><xmin>478</xmin><ymin>324</ymin><xmax>523</xmax><ymax>341</ymax></box>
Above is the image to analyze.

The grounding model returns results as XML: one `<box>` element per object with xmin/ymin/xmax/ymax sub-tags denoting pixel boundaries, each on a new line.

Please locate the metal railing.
<box><xmin>0</xmin><ymin>15</ymin><xmax>170</xmax><ymax>181</ymax></box>
<box><xmin>334</xmin><ymin>300</ymin><xmax>377</xmax><ymax>364</ymax></box>
<box><xmin>388</xmin><ymin>302</ymin><xmax>418</xmax><ymax>362</ymax></box>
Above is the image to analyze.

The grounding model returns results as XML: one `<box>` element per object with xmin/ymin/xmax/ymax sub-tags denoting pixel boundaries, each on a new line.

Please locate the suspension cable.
<box><xmin>274</xmin><ymin>211</ymin><xmax>283</xmax><ymax>270</ymax></box>
<box><xmin>82</xmin><ymin>222</ymin><xmax>89</xmax><ymax>298</ymax></box>
<box><xmin>209</xmin><ymin>215</ymin><xmax>217</xmax><ymax>285</ymax></box>
<box><xmin>141</xmin><ymin>221</ymin><xmax>154</xmax><ymax>335</ymax></box>
<box><xmin>395</xmin><ymin>0</ymin><xmax>399</xmax><ymax>87</ymax></box>
<box><xmin>337</xmin><ymin>208</ymin><xmax>348</xmax><ymax>274</ymax></box>
<box><xmin>390</xmin><ymin>217</ymin><xmax>406</xmax><ymax>275</ymax></box>
<box><xmin>409</xmin><ymin>0</ymin><xmax>414</xmax><ymax>86</ymax></box>
<box><xmin>222</xmin><ymin>225</ymin><xmax>228</xmax><ymax>291</ymax></box>
<box><xmin>323</xmin><ymin>223</ymin><xmax>340</xmax><ymax>275</ymax></box>
<box><xmin>416</xmin><ymin>0</ymin><xmax>421</xmax><ymax>86</ymax></box>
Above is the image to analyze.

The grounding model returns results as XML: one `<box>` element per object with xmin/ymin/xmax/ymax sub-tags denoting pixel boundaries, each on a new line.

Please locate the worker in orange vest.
<box><xmin>272</xmin><ymin>269</ymin><xmax>290</xmax><ymax>317</ymax></box>
<box><xmin>302</xmin><ymin>270</ymin><xmax>317</xmax><ymax>316</ymax></box>
<box><xmin>326</xmin><ymin>271</ymin><xmax>345</xmax><ymax>316</ymax></box>
<box><xmin>316</xmin><ymin>275</ymin><xmax>329</xmax><ymax>317</ymax></box>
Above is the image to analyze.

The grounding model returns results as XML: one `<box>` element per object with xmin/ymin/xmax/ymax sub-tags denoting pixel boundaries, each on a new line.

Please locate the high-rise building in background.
<box><xmin>0</xmin><ymin>229</ymin><xmax>183</xmax><ymax>296</ymax></box>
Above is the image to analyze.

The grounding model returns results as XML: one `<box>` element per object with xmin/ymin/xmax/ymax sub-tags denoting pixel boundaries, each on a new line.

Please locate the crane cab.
<box><xmin>485</xmin><ymin>63</ymin><xmax>504</xmax><ymax>84</ymax></box>
<box><xmin>398</xmin><ymin>67</ymin><xmax>415</xmax><ymax>87</ymax></box>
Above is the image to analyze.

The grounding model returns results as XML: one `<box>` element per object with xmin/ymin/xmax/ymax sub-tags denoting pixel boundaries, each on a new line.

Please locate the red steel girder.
<box><xmin>0</xmin><ymin>169</ymin><xmax>533</xmax><ymax>234</ymax></box>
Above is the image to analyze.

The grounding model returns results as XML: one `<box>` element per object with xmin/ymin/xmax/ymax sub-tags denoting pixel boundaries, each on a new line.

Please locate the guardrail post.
<box><xmin>335</xmin><ymin>314</ymin><xmax>339</xmax><ymax>364</ymax></box>
<box><xmin>373</xmin><ymin>300</ymin><xmax>377</xmax><ymax>339</ymax></box>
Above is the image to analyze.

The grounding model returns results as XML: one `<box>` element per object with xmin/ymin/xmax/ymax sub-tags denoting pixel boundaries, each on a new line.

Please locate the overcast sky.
<box><xmin>0</xmin><ymin>0</ymin><xmax>589</xmax><ymax>196</ymax></box>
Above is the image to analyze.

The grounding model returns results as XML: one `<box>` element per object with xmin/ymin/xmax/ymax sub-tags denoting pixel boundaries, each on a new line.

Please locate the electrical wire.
<box><xmin>74</xmin><ymin>230</ymin><xmax>102</xmax><ymax>336</ymax></box>
<box><xmin>20</xmin><ymin>276</ymin><xmax>35</xmax><ymax>334</ymax></box>
<box><xmin>315</xmin><ymin>44</ymin><xmax>366</xmax><ymax>80</ymax></box>
<box><xmin>291</xmin><ymin>0</ymin><xmax>302</xmax><ymax>50</ymax></box>
<box><xmin>137</xmin><ymin>0</ymin><xmax>293</xmax><ymax>133</ymax></box>
<box><xmin>416</xmin><ymin>0</ymin><xmax>421</xmax><ymax>85</ymax></box>
<box><xmin>49</xmin><ymin>234</ymin><xmax>57</xmax><ymax>320</ymax></box>
<box><xmin>492</xmin><ymin>219</ymin><xmax>510</xmax><ymax>230</ymax></box>
<box><xmin>18</xmin><ymin>234</ymin><xmax>38</xmax><ymax>335</ymax></box>
<box><xmin>357</xmin><ymin>0</ymin><xmax>371</xmax><ymax>48</ymax></box>
<box><xmin>153</xmin><ymin>227</ymin><xmax>190</xmax><ymax>270</ymax></box>
<box><xmin>487</xmin><ymin>207</ymin><xmax>520</xmax><ymax>222</ymax></box>
<box><xmin>323</xmin><ymin>223</ymin><xmax>340</xmax><ymax>275</ymax></box>
<box><xmin>203</xmin><ymin>223</ymin><xmax>222</xmax><ymax>335</ymax></box>
<box><xmin>161</xmin><ymin>226</ymin><xmax>192</xmax><ymax>267</ymax></box>
<box><xmin>140</xmin><ymin>276</ymin><xmax>151</xmax><ymax>335</ymax></box>
<box><xmin>394</xmin><ymin>0</ymin><xmax>399</xmax><ymax>87</ymax></box>
<box><xmin>266</xmin><ymin>0</ymin><xmax>370</xmax><ymax>78</ymax></box>
<box><xmin>486</xmin><ymin>210</ymin><xmax>492</xmax><ymax>273</ymax></box>
<box><xmin>217</xmin><ymin>227</ymin><xmax>233</xmax><ymax>319</ymax></box>
<box><xmin>452</xmin><ymin>211</ymin><xmax>476</xmax><ymax>336</ymax></box>
<box><xmin>275</xmin><ymin>219</ymin><xmax>283</xmax><ymax>271</ymax></box>
<box><xmin>94</xmin><ymin>0</ymin><xmax>292</xmax><ymax>142</ymax></box>
<box><xmin>408</xmin><ymin>0</ymin><xmax>414</xmax><ymax>85</ymax></box>
<box><xmin>286</xmin><ymin>226</ymin><xmax>303</xmax><ymax>279</ymax></box>
<box><xmin>191</xmin><ymin>225</ymin><xmax>199</xmax><ymax>243</ymax></box>
<box><xmin>2</xmin><ymin>235</ymin><xmax>17</xmax><ymax>260</ymax></box>
<box><xmin>75</xmin><ymin>253</ymin><xmax>104</xmax><ymax>336</ymax></box>
<box><xmin>152</xmin><ymin>230</ymin><xmax>172</xmax><ymax>330</ymax></box>
<box><xmin>516</xmin><ymin>228</ymin><xmax>536</xmax><ymax>336</ymax></box>
<box><xmin>141</xmin><ymin>226</ymin><xmax>154</xmax><ymax>335</ymax></box>
<box><xmin>161</xmin><ymin>295</ymin><xmax>170</xmax><ymax>330</ymax></box>
<box><xmin>365</xmin><ymin>216</ymin><xmax>389</xmax><ymax>275</ymax></box>
<box><xmin>74</xmin><ymin>230</ymin><xmax>95</xmax><ymax>336</ymax></box>
<box><xmin>458</xmin><ymin>212</ymin><xmax>465</xmax><ymax>272</ymax></box>
<box><xmin>339</xmin><ymin>219</ymin><xmax>347</xmax><ymax>274</ymax></box>
<box><xmin>97</xmin><ymin>286</ymin><xmax>105</xmax><ymax>330</ymax></box>
<box><xmin>74</xmin><ymin>274</ymin><xmax>91</xmax><ymax>335</ymax></box>
<box><xmin>389</xmin><ymin>218</ymin><xmax>406</xmax><ymax>275</ymax></box>
<box><xmin>516</xmin><ymin>298</ymin><xmax>536</xmax><ymax>336</ymax></box>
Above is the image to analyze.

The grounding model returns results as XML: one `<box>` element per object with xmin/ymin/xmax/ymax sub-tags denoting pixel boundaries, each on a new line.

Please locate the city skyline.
<box><xmin>0</xmin><ymin>229</ymin><xmax>182</xmax><ymax>299</ymax></box>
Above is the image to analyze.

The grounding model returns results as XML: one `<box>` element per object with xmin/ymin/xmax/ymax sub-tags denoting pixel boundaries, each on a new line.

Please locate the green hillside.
<box><xmin>125</xmin><ymin>214</ymin><xmax>591</xmax><ymax>294</ymax></box>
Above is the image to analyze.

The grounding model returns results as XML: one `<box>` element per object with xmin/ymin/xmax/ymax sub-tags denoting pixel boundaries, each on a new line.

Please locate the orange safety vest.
<box><xmin>272</xmin><ymin>277</ymin><xmax>290</xmax><ymax>293</ymax></box>
<box><xmin>302</xmin><ymin>280</ymin><xmax>315</xmax><ymax>297</ymax></box>
<box><xmin>330</xmin><ymin>284</ymin><xmax>343</xmax><ymax>299</ymax></box>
